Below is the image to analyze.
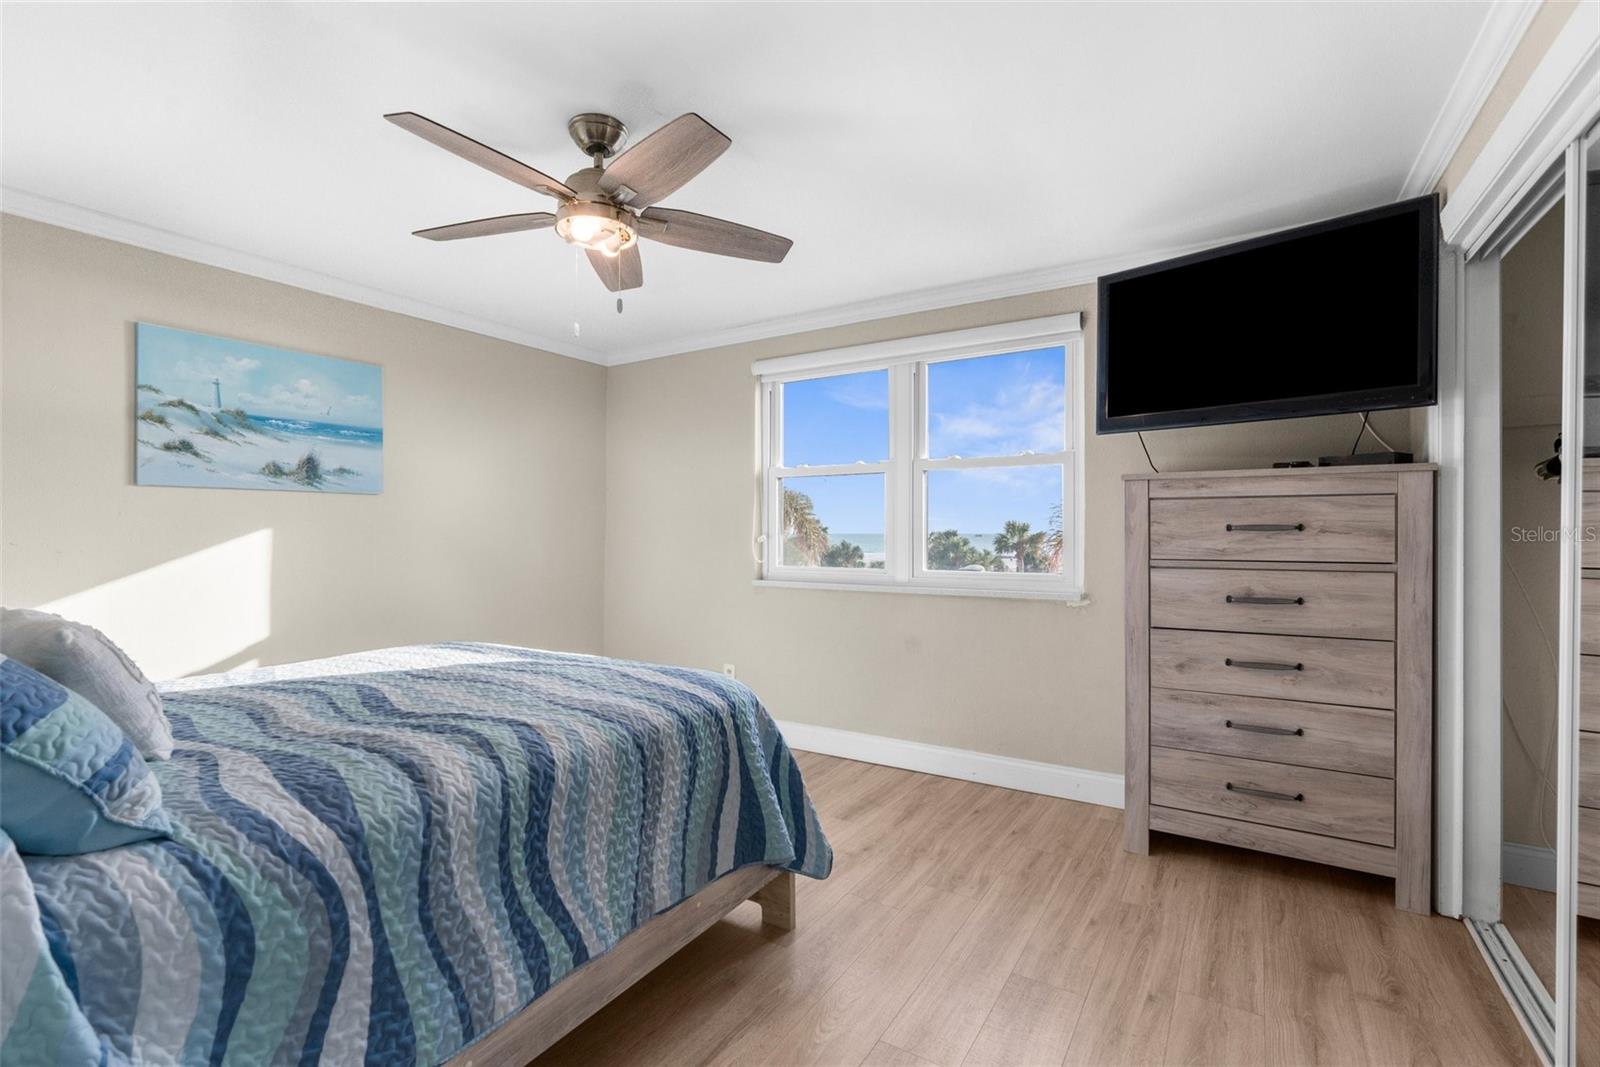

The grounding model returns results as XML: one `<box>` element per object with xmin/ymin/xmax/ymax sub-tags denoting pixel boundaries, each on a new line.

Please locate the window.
<box><xmin>757</xmin><ymin>315</ymin><xmax>1083</xmax><ymax>598</ymax></box>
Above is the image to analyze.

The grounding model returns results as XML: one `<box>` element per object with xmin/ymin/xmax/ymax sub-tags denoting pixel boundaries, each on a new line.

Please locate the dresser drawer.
<box><xmin>1149</xmin><ymin>495</ymin><xmax>1395</xmax><ymax>563</ymax></box>
<box><xmin>1150</xmin><ymin>568</ymin><xmax>1395</xmax><ymax>640</ymax></box>
<box><xmin>1585</xmin><ymin>655</ymin><xmax>1600</xmax><ymax>733</ymax></box>
<box><xmin>1150</xmin><ymin>747</ymin><xmax>1395</xmax><ymax>846</ymax></box>
<box><xmin>1150</xmin><ymin>688</ymin><xmax>1394</xmax><ymax>777</ymax></box>
<box><xmin>1584</xmin><ymin>731</ymin><xmax>1600</xmax><ymax>809</ymax></box>
<box><xmin>1581</xmin><ymin>810</ymin><xmax>1600</xmax><ymax>888</ymax></box>
<box><xmin>1149</xmin><ymin>629</ymin><xmax>1395</xmax><ymax>709</ymax></box>
<box><xmin>1585</xmin><ymin>580</ymin><xmax>1600</xmax><ymax>656</ymax></box>
<box><xmin>1583</xmin><ymin>492</ymin><xmax>1600</xmax><ymax>569</ymax></box>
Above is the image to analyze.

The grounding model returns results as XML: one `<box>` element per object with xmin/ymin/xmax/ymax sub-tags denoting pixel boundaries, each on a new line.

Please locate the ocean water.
<box><xmin>255</xmin><ymin>417</ymin><xmax>383</xmax><ymax>446</ymax></box>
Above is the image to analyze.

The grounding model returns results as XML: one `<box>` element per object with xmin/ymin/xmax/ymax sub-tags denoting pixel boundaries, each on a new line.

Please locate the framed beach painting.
<box><xmin>135</xmin><ymin>324</ymin><xmax>382</xmax><ymax>494</ymax></box>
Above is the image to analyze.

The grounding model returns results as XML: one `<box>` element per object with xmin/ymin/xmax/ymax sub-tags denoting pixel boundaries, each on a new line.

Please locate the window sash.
<box><xmin>766</xmin><ymin>366</ymin><xmax>907</xmax><ymax>583</ymax></box>
<box><xmin>761</xmin><ymin>328</ymin><xmax>1084</xmax><ymax>596</ymax></box>
<box><xmin>913</xmin><ymin>458</ymin><xmax>1073</xmax><ymax>586</ymax></box>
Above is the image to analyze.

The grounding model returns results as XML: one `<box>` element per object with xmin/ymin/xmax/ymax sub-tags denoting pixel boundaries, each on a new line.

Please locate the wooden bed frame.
<box><xmin>448</xmin><ymin>866</ymin><xmax>796</xmax><ymax>1066</ymax></box>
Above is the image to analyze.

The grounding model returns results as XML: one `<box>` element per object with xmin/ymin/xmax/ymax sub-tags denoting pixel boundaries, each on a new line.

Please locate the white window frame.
<box><xmin>755</xmin><ymin>314</ymin><xmax>1085</xmax><ymax>600</ymax></box>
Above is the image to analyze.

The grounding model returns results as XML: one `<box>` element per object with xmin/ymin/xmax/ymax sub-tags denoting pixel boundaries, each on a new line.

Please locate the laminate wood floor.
<box><xmin>538</xmin><ymin>753</ymin><xmax>1537</xmax><ymax>1066</ymax></box>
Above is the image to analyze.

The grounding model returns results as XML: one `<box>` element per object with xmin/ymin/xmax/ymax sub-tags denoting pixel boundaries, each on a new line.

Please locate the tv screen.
<box><xmin>1096</xmin><ymin>194</ymin><xmax>1438</xmax><ymax>434</ymax></box>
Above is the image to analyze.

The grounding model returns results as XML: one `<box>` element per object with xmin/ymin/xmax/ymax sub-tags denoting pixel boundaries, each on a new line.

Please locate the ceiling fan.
<box><xmin>384</xmin><ymin>110</ymin><xmax>793</xmax><ymax>294</ymax></box>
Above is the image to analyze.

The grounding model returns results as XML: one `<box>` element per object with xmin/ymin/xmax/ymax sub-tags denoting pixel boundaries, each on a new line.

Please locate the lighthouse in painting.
<box><xmin>211</xmin><ymin>377</ymin><xmax>221</xmax><ymax>409</ymax></box>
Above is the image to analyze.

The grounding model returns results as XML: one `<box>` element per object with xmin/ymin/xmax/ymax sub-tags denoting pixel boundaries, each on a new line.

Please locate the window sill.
<box><xmin>752</xmin><ymin>578</ymin><xmax>1090</xmax><ymax>603</ymax></box>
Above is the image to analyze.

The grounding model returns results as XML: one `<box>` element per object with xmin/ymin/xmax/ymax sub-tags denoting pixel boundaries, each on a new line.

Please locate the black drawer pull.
<box><xmin>1224</xmin><ymin>658</ymin><xmax>1303</xmax><ymax>671</ymax></box>
<box><xmin>1225</xmin><ymin>595</ymin><xmax>1305</xmax><ymax>606</ymax></box>
<box><xmin>1226</xmin><ymin>782</ymin><xmax>1304</xmax><ymax>802</ymax></box>
<box><xmin>1225</xmin><ymin>522</ymin><xmax>1305</xmax><ymax>532</ymax></box>
<box><xmin>1225</xmin><ymin>719</ymin><xmax>1303</xmax><ymax>737</ymax></box>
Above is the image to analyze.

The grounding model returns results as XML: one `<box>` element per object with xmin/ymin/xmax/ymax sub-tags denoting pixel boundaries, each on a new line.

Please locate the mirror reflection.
<box><xmin>1500</xmin><ymin>198</ymin><xmax>1565</xmax><ymax>1004</ymax></box>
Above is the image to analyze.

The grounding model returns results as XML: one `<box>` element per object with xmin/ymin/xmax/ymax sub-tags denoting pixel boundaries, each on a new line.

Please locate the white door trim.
<box><xmin>1461</xmin><ymin>254</ymin><xmax>1505</xmax><ymax>923</ymax></box>
<box><xmin>1432</xmin><ymin>246</ymin><xmax>1467</xmax><ymax>918</ymax></box>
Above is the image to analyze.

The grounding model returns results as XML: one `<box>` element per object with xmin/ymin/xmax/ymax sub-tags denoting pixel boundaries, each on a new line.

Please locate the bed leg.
<box><xmin>752</xmin><ymin>870</ymin><xmax>796</xmax><ymax>931</ymax></box>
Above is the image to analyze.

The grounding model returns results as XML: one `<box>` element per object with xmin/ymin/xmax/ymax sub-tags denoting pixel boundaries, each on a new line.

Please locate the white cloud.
<box><xmin>825</xmin><ymin>378</ymin><xmax>889</xmax><ymax>411</ymax></box>
<box><xmin>931</xmin><ymin>374</ymin><xmax>1065</xmax><ymax>457</ymax></box>
<box><xmin>238</xmin><ymin>377</ymin><xmax>332</xmax><ymax>416</ymax></box>
<box><xmin>172</xmin><ymin>354</ymin><xmax>260</xmax><ymax>386</ymax></box>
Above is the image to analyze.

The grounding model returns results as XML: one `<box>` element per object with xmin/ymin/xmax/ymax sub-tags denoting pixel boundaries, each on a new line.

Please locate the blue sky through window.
<box><xmin>927</xmin><ymin>466</ymin><xmax>1061</xmax><ymax>540</ymax></box>
<box><xmin>780</xmin><ymin>474</ymin><xmax>884</xmax><ymax>543</ymax></box>
<box><xmin>781</xmin><ymin>369</ymin><xmax>888</xmax><ymax>466</ymax></box>
<box><xmin>779</xmin><ymin>347</ymin><xmax>1065</xmax><ymax>534</ymax></box>
<box><xmin>928</xmin><ymin>347</ymin><xmax>1066</xmax><ymax>459</ymax></box>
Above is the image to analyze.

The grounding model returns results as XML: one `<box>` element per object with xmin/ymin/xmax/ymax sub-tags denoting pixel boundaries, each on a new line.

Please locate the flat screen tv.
<box><xmin>1096</xmin><ymin>194</ymin><xmax>1438</xmax><ymax>434</ymax></box>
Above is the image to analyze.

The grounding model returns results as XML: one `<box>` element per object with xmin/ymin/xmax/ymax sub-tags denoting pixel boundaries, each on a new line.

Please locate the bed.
<box><xmin>2</xmin><ymin>643</ymin><xmax>832</xmax><ymax>1065</ymax></box>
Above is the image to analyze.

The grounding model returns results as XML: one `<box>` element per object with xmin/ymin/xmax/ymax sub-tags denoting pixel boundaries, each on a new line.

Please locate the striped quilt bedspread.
<box><xmin>3</xmin><ymin>643</ymin><xmax>831</xmax><ymax>1065</ymax></box>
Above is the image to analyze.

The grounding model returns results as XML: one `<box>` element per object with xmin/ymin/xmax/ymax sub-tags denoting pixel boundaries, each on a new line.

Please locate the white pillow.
<box><xmin>0</xmin><ymin>608</ymin><xmax>174</xmax><ymax>760</ymax></box>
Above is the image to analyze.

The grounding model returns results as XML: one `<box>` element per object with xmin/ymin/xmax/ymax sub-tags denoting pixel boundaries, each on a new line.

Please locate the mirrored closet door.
<box><xmin>1464</xmin><ymin>120</ymin><xmax>1596</xmax><ymax>1067</ymax></box>
<box><xmin>1499</xmin><ymin>186</ymin><xmax>1564</xmax><ymax>1020</ymax></box>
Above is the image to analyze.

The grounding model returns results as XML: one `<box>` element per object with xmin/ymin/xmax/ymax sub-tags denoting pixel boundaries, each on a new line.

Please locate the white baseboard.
<box><xmin>1502</xmin><ymin>841</ymin><xmax>1556</xmax><ymax>893</ymax></box>
<box><xmin>774</xmin><ymin>719</ymin><xmax>1123</xmax><ymax>809</ymax></box>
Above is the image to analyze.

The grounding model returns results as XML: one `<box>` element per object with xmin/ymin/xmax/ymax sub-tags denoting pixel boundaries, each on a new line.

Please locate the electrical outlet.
<box><xmin>722</xmin><ymin>664</ymin><xmax>736</xmax><ymax>679</ymax></box>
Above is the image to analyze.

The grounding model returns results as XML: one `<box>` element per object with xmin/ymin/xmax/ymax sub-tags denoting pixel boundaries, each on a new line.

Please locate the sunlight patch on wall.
<box><xmin>41</xmin><ymin>529</ymin><xmax>273</xmax><ymax>680</ymax></box>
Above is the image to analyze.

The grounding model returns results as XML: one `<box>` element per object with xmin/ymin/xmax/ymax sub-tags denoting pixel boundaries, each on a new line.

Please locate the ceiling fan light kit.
<box><xmin>385</xmin><ymin>108</ymin><xmax>793</xmax><ymax>293</ymax></box>
<box><xmin>554</xmin><ymin>199</ymin><xmax>637</xmax><ymax>257</ymax></box>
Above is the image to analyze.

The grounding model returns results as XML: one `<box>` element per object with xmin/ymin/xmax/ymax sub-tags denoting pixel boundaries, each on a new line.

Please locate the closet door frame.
<box><xmin>1551</xmin><ymin>134</ymin><xmax>1587</xmax><ymax>1067</ymax></box>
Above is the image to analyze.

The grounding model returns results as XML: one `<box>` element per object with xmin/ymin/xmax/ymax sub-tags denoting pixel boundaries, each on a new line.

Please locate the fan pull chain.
<box><xmin>571</xmin><ymin>247</ymin><xmax>584</xmax><ymax>339</ymax></box>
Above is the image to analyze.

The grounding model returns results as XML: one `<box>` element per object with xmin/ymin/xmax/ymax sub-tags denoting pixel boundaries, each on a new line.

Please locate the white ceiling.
<box><xmin>3</xmin><ymin>3</ymin><xmax>1500</xmax><ymax>365</ymax></box>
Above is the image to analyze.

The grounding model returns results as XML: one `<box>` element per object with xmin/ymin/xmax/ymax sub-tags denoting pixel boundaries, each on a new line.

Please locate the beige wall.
<box><xmin>602</xmin><ymin>289</ymin><xmax>1414</xmax><ymax>773</ymax></box>
<box><xmin>0</xmin><ymin>215</ymin><xmax>1424</xmax><ymax>776</ymax></box>
<box><xmin>1499</xmin><ymin>204</ymin><xmax>1565</xmax><ymax>851</ymax></box>
<box><xmin>0</xmin><ymin>216</ymin><xmax>607</xmax><ymax>678</ymax></box>
<box><xmin>1437</xmin><ymin>0</ymin><xmax>1579</xmax><ymax>201</ymax></box>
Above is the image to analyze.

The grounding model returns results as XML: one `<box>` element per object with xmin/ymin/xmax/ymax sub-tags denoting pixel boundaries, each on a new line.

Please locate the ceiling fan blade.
<box><xmin>413</xmin><ymin>212</ymin><xmax>556</xmax><ymax>241</ymax></box>
<box><xmin>384</xmin><ymin>112</ymin><xmax>575</xmax><ymax>200</ymax></box>
<box><xmin>599</xmin><ymin>113</ymin><xmax>730</xmax><ymax>209</ymax></box>
<box><xmin>636</xmin><ymin>208</ymin><xmax>792</xmax><ymax>263</ymax></box>
<box><xmin>586</xmin><ymin>244</ymin><xmax>644</xmax><ymax>292</ymax></box>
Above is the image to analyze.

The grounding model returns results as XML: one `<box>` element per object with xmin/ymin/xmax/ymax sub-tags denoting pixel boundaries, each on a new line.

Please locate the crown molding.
<box><xmin>4</xmin><ymin>185</ymin><xmax>1385</xmax><ymax>370</ymax></box>
<box><xmin>603</xmin><ymin>237</ymin><xmax>1252</xmax><ymax>366</ymax></box>
<box><xmin>1400</xmin><ymin>0</ymin><xmax>1541</xmax><ymax>200</ymax></box>
<box><xmin>0</xmin><ymin>187</ymin><xmax>609</xmax><ymax>365</ymax></box>
<box><xmin>1441</xmin><ymin>0</ymin><xmax>1600</xmax><ymax>252</ymax></box>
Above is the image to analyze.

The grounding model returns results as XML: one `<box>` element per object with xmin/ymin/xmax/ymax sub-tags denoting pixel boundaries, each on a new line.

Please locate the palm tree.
<box><xmin>822</xmin><ymin>540</ymin><xmax>865</xmax><ymax>568</ymax></box>
<box><xmin>928</xmin><ymin>529</ymin><xmax>1002</xmax><ymax>572</ymax></box>
<box><xmin>992</xmin><ymin>520</ymin><xmax>1047</xmax><ymax>574</ymax></box>
<box><xmin>927</xmin><ymin>529</ymin><xmax>976</xmax><ymax>570</ymax></box>
<box><xmin>1044</xmin><ymin>503</ymin><xmax>1064</xmax><ymax>574</ymax></box>
<box><xmin>782</xmin><ymin>487</ymin><xmax>830</xmax><ymax>565</ymax></box>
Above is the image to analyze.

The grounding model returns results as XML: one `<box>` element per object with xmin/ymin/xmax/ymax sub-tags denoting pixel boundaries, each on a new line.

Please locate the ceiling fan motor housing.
<box><xmin>567</xmin><ymin>112</ymin><xmax>628</xmax><ymax>159</ymax></box>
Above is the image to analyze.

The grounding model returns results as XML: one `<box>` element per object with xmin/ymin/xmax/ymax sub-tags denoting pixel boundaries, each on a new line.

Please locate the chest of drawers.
<box><xmin>1579</xmin><ymin>462</ymin><xmax>1600</xmax><ymax>920</ymax></box>
<box><xmin>1124</xmin><ymin>465</ymin><xmax>1436</xmax><ymax>913</ymax></box>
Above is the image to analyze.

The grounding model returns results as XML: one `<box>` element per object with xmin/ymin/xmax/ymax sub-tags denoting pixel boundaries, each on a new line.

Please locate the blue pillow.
<box><xmin>0</xmin><ymin>656</ymin><xmax>170</xmax><ymax>854</ymax></box>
